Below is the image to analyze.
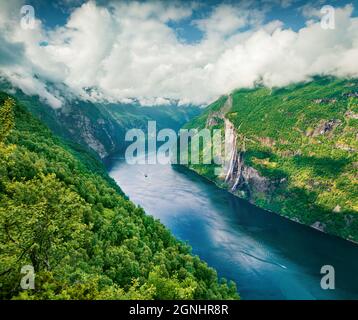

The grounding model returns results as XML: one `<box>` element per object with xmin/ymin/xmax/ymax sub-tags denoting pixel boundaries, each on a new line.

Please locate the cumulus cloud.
<box><xmin>193</xmin><ymin>4</ymin><xmax>264</xmax><ymax>37</ymax></box>
<box><xmin>0</xmin><ymin>0</ymin><xmax>357</xmax><ymax>108</ymax></box>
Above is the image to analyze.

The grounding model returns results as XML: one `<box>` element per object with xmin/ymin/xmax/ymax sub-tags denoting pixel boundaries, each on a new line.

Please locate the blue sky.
<box><xmin>25</xmin><ymin>0</ymin><xmax>358</xmax><ymax>42</ymax></box>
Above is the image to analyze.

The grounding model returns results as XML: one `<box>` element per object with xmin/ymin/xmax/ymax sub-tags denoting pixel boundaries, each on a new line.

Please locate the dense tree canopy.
<box><xmin>0</xmin><ymin>94</ymin><xmax>239</xmax><ymax>300</ymax></box>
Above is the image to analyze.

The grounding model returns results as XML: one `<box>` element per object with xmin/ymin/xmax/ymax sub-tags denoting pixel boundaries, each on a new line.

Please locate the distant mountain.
<box><xmin>0</xmin><ymin>80</ymin><xmax>201</xmax><ymax>158</ymax></box>
<box><xmin>183</xmin><ymin>77</ymin><xmax>358</xmax><ymax>242</ymax></box>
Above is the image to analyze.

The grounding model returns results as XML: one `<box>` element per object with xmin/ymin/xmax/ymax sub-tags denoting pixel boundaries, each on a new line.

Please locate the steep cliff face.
<box><xmin>67</xmin><ymin>114</ymin><xmax>112</xmax><ymax>158</ymax></box>
<box><xmin>219</xmin><ymin>103</ymin><xmax>271</xmax><ymax>202</ymax></box>
<box><xmin>55</xmin><ymin>103</ymin><xmax>123</xmax><ymax>158</ymax></box>
<box><xmin>1</xmin><ymin>88</ymin><xmax>126</xmax><ymax>159</ymax></box>
<box><xmin>195</xmin><ymin>94</ymin><xmax>274</xmax><ymax>201</ymax></box>
<box><xmin>227</xmin><ymin>153</ymin><xmax>271</xmax><ymax>199</ymax></box>
<box><xmin>184</xmin><ymin>77</ymin><xmax>358</xmax><ymax>242</ymax></box>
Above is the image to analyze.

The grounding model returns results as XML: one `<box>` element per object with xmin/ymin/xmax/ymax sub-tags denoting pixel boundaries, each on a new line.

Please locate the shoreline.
<box><xmin>174</xmin><ymin>163</ymin><xmax>358</xmax><ymax>247</ymax></box>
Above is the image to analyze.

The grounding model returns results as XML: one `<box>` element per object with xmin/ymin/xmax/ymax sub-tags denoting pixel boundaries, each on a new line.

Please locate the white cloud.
<box><xmin>1</xmin><ymin>67</ymin><xmax>63</xmax><ymax>109</ymax></box>
<box><xmin>193</xmin><ymin>4</ymin><xmax>264</xmax><ymax>37</ymax></box>
<box><xmin>266</xmin><ymin>0</ymin><xmax>296</xmax><ymax>9</ymax></box>
<box><xmin>0</xmin><ymin>1</ymin><xmax>358</xmax><ymax>108</ymax></box>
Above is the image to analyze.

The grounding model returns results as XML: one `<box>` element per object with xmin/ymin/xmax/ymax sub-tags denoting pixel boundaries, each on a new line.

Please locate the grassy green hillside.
<box><xmin>0</xmin><ymin>93</ymin><xmax>238</xmax><ymax>300</ymax></box>
<box><xmin>184</xmin><ymin>77</ymin><xmax>358</xmax><ymax>242</ymax></box>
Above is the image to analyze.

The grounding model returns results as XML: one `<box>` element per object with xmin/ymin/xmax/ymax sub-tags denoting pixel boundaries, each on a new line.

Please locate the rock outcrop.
<box><xmin>311</xmin><ymin>221</ymin><xmax>326</xmax><ymax>232</ymax></box>
<box><xmin>310</xmin><ymin>119</ymin><xmax>342</xmax><ymax>137</ymax></box>
<box><xmin>222</xmin><ymin>119</ymin><xmax>270</xmax><ymax>199</ymax></box>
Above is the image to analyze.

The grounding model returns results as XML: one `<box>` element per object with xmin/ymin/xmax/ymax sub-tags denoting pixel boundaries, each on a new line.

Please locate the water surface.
<box><xmin>106</xmin><ymin>157</ymin><xmax>358</xmax><ymax>300</ymax></box>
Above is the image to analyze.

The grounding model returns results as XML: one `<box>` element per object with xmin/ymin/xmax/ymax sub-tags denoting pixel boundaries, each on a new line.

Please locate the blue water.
<box><xmin>106</xmin><ymin>157</ymin><xmax>358</xmax><ymax>300</ymax></box>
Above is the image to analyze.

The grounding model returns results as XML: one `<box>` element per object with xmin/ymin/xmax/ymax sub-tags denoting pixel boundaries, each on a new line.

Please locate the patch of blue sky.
<box><xmin>30</xmin><ymin>0</ymin><xmax>358</xmax><ymax>43</ymax></box>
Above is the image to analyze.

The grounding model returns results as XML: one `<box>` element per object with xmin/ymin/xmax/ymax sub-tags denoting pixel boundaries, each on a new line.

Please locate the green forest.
<box><xmin>0</xmin><ymin>93</ymin><xmax>239</xmax><ymax>300</ymax></box>
<box><xmin>184</xmin><ymin>77</ymin><xmax>358</xmax><ymax>242</ymax></box>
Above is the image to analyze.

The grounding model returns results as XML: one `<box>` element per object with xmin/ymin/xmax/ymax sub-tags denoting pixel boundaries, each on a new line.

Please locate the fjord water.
<box><xmin>106</xmin><ymin>157</ymin><xmax>358</xmax><ymax>300</ymax></box>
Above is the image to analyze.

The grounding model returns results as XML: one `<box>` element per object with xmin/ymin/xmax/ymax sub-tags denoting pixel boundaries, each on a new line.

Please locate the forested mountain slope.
<box><xmin>0</xmin><ymin>81</ymin><xmax>200</xmax><ymax>159</ymax></box>
<box><xmin>184</xmin><ymin>77</ymin><xmax>358</xmax><ymax>242</ymax></box>
<box><xmin>0</xmin><ymin>93</ymin><xmax>238</xmax><ymax>300</ymax></box>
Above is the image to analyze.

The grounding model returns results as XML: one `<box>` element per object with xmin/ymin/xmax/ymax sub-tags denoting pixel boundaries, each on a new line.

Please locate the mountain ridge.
<box><xmin>0</xmin><ymin>80</ymin><xmax>201</xmax><ymax>159</ymax></box>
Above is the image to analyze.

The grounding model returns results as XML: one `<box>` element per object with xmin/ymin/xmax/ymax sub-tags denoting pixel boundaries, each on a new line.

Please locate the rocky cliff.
<box><xmin>214</xmin><ymin>97</ymin><xmax>272</xmax><ymax>202</ymax></box>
